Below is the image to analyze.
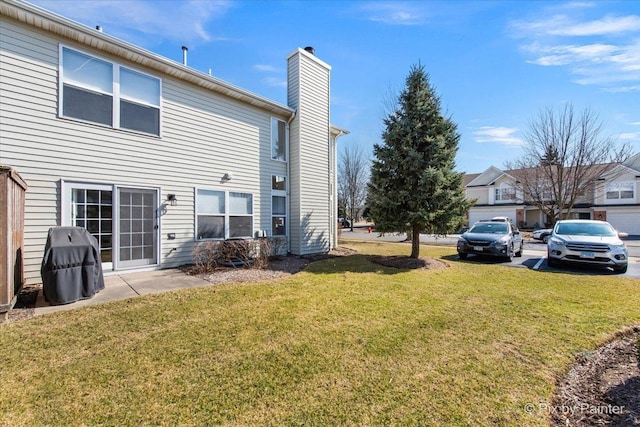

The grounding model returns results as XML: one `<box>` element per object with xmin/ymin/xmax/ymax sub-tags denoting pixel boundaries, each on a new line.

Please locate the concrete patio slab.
<box><xmin>33</xmin><ymin>269</ymin><xmax>210</xmax><ymax>317</ymax></box>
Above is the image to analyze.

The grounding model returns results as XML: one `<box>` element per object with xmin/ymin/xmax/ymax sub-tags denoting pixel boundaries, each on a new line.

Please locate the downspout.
<box><xmin>286</xmin><ymin>110</ymin><xmax>296</xmax><ymax>254</ymax></box>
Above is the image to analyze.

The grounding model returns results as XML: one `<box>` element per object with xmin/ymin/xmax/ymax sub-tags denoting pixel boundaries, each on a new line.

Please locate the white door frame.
<box><xmin>61</xmin><ymin>180</ymin><xmax>161</xmax><ymax>271</ymax></box>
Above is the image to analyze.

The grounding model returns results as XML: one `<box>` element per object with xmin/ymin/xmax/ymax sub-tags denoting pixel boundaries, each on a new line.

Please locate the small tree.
<box><xmin>506</xmin><ymin>104</ymin><xmax>632</xmax><ymax>224</ymax></box>
<box><xmin>338</xmin><ymin>144</ymin><xmax>369</xmax><ymax>231</ymax></box>
<box><xmin>368</xmin><ymin>64</ymin><xmax>472</xmax><ymax>258</ymax></box>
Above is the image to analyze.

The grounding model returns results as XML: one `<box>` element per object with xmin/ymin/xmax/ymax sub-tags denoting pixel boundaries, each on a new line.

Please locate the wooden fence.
<box><xmin>1</xmin><ymin>166</ymin><xmax>28</xmax><ymax>314</ymax></box>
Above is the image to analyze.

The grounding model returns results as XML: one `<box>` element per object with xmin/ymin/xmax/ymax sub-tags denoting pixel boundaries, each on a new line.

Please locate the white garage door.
<box><xmin>468</xmin><ymin>208</ymin><xmax>516</xmax><ymax>226</ymax></box>
<box><xmin>606</xmin><ymin>212</ymin><xmax>640</xmax><ymax>236</ymax></box>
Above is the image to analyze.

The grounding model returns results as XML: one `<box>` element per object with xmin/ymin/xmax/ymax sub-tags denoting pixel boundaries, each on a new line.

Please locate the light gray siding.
<box><xmin>287</xmin><ymin>49</ymin><xmax>331</xmax><ymax>255</ymax></box>
<box><xmin>1</xmin><ymin>16</ymin><xmax>291</xmax><ymax>284</ymax></box>
<box><xmin>287</xmin><ymin>54</ymin><xmax>301</xmax><ymax>254</ymax></box>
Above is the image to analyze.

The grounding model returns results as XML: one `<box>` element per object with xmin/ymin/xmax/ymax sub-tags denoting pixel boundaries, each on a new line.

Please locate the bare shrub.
<box><xmin>192</xmin><ymin>241</ymin><xmax>221</xmax><ymax>273</ymax></box>
<box><xmin>254</xmin><ymin>238</ymin><xmax>271</xmax><ymax>269</ymax></box>
<box><xmin>269</xmin><ymin>237</ymin><xmax>287</xmax><ymax>259</ymax></box>
<box><xmin>192</xmin><ymin>238</ymin><xmax>283</xmax><ymax>272</ymax></box>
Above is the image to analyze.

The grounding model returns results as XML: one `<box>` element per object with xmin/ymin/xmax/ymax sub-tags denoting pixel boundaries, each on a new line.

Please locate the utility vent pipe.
<box><xmin>304</xmin><ymin>46</ymin><xmax>315</xmax><ymax>56</ymax></box>
<box><xmin>95</xmin><ymin>25</ymin><xmax>102</xmax><ymax>32</ymax></box>
<box><xmin>181</xmin><ymin>46</ymin><xmax>188</xmax><ymax>65</ymax></box>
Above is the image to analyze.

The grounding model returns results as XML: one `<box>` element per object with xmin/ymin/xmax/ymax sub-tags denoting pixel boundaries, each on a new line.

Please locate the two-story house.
<box><xmin>0</xmin><ymin>0</ymin><xmax>348</xmax><ymax>287</ymax></box>
<box><xmin>464</xmin><ymin>154</ymin><xmax>640</xmax><ymax>235</ymax></box>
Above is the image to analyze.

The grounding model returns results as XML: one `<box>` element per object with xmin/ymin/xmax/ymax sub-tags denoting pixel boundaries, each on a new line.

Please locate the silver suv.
<box><xmin>457</xmin><ymin>221</ymin><xmax>523</xmax><ymax>262</ymax></box>
<box><xmin>547</xmin><ymin>220</ymin><xmax>628</xmax><ymax>273</ymax></box>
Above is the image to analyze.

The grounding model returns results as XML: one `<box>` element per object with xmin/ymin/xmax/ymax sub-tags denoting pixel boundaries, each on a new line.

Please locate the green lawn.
<box><xmin>1</xmin><ymin>242</ymin><xmax>638</xmax><ymax>426</ymax></box>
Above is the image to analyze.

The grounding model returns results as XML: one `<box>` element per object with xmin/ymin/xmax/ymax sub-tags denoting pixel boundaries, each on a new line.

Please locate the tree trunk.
<box><xmin>410</xmin><ymin>225</ymin><xmax>421</xmax><ymax>258</ymax></box>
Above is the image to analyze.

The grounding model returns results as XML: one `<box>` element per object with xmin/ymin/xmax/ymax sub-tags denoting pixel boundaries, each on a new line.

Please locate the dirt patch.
<box><xmin>368</xmin><ymin>255</ymin><xmax>448</xmax><ymax>270</ymax></box>
<box><xmin>552</xmin><ymin>326</ymin><xmax>640</xmax><ymax>426</ymax></box>
<box><xmin>189</xmin><ymin>256</ymin><xmax>311</xmax><ymax>285</ymax></box>
<box><xmin>185</xmin><ymin>247</ymin><xmax>358</xmax><ymax>284</ymax></box>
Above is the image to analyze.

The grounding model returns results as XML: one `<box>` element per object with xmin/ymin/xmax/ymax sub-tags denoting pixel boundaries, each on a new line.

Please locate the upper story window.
<box><xmin>495</xmin><ymin>184</ymin><xmax>516</xmax><ymax>201</ymax></box>
<box><xmin>196</xmin><ymin>189</ymin><xmax>253</xmax><ymax>240</ymax></box>
<box><xmin>605</xmin><ymin>182</ymin><xmax>635</xmax><ymax>200</ymax></box>
<box><xmin>271</xmin><ymin>118</ymin><xmax>287</xmax><ymax>161</ymax></box>
<box><xmin>60</xmin><ymin>47</ymin><xmax>161</xmax><ymax>136</ymax></box>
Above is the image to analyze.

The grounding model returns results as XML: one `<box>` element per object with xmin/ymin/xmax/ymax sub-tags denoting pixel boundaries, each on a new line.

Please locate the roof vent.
<box><xmin>181</xmin><ymin>46</ymin><xmax>188</xmax><ymax>66</ymax></box>
<box><xmin>95</xmin><ymin>25</ymin><xmax>102</xmax><ymax>32</ymax></box>
<box><xmin>304</xmin><ymin>46</ymin><xmax>315</xmax><ymax>56</ymax></box>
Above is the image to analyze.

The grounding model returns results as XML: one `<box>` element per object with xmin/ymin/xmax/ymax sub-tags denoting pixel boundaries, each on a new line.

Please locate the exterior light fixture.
<box><xmin>167</xmin><ymin>194</ymin><xmax>178</xmax><ymax>206</ymax></box>
<box><xmin>222</xmin><ymin>172</ymin><xmax>233</xmax><ymax>181</ymax></box>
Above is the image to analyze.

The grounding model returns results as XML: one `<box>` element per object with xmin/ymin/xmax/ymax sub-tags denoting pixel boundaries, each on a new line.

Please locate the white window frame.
<box><xmin>59</xmin><ymin>45</ymin><xmax>162</xmax><ymax>137</ymax></box>
<box><xmin>271</xmin><ymin>175</ymin><xmax>287</xmax><ymax>237</ymax></box>
<box><xmin>195</xmin><ymin>188</ymin><xmax>254</xmax><ymax>241</ymax></box>
<box><xmin>271</xmin><ymin>117</ymin><xmax>288</xmax><ymax>162</ymax></box>
<box><xmin>495</xmin><ymin>183</ymin><xmax>516</xmax><ymax>202</ymax></box>
<box><xmin>605</xmin><ymin>181</ymin><xmax>635</xmax><ymax>201</ymax></box>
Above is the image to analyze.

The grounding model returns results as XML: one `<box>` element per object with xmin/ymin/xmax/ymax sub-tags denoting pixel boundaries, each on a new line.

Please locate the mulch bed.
<box><xmin>552</xmin><ymin>326</ymin><xmax>640</xmax><ymax>426</ymax></box>
<box><xmin>368</xmin><ymin>255</ymin><xmax>448</xmax><ymax>270</ymax></box>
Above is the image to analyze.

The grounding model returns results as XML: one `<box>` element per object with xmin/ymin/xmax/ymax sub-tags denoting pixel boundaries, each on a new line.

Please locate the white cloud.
<box><xmin>563</xmin><ymin>1</ymin><xmax>597</xmax><ymax>9</ymax></box>
<box><xmin>512</xmin><ymin>14</ymin><xmax>640</xmax><ymax>37</ymax></box>
<box><xmin>254</xmin><ymin>64</ymin><xmax>278</xmax><ymax>73</ymax></box>
<box><xmin>603</xmin><ymin>86</ymin><xmax>640</xmax><ymax>93</ymax></box>
<box><xmin>630</xmin><ymin>122</ymin><xmax>640</xmax><ymax>126</ymax></box>
<box><xmin>359</xmin><ymin>2</ymin><xmax>425</xmax><ymax>25</ymax></box>
<box><xmin>32</xmin><ymin>0</ymin><xmax>234</xmax><ymax>45</ymax></box>
<box><xmin>512</xmin><ymin>11</ymin><xmax>640</xmax><ymax>90</ymax></box>
<box><xmin>549</xmin><ymin>15</ymin><xmax>640</xmax><ymax>36</ymax></box>
<box><xmin>263</xmin><ymin>77</ymin><xmax>287</xmax><ymax>88</ymax></box>
<box><xmin>527</xmin><ymin>43</ymin><xmax>620</xmax><ymax>66</ymax></box>
<box><xmin>473</xmin><ymin>127</ymin><xmax>524</xmax><ymax>146</ymax></box>
<box><xmin>617</xmin><ymin>132</ymin><xmax>640</xmax><ymax>140</ymax></box>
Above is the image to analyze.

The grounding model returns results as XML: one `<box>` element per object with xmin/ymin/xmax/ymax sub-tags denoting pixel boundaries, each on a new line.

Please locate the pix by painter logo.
<box><xmin>524</xmin><ymin>402</ymin><xmax>625</xmax><ymax>416</ymax></box>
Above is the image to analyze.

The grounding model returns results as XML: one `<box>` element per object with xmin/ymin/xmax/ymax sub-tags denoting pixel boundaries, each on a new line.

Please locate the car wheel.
<box><xmin>505</xmin><ymin>245</ymin><xmax>514</xmax><ymax>262</ymax></box>
<box><xmin>515</xmin><ymin>242</ymin><xmax>523</xmax><ymax>257</ymax></box>
<box><xmin>458</xmin><ymin>252</ymin><xmax>467</xmax><ymax>260</ymax></box>
<box><xmin>547</xmin><ymin>253</ymin><xmax>560</xmax><ymax>268</ymax></box>
<box><xmin>542</xmin><ymin>235</ymin><xmax>550</xmax><ymax>244</ymax></box>
<box><xmin>614</xmin><ymin>264</ymin><xmax>628</xmax><ymax>274</ymax></box>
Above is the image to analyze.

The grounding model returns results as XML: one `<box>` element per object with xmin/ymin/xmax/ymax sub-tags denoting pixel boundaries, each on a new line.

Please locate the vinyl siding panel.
<box><xmin>594</xmin><ymin>172</ymin><xmax>638</xmax><ymax>205</ymax></box>
<box><xmin>1</xmin><ymin>17</ymin><xmax>288</xmax><ymax>284</ymax></box>
<box><xmin>295</xmin><ymin>53</ymin><xmax>330</xmax><ymax>255</ymax></box>
<box><xmin>287</xmin><ymin>53</ymin><xmax>301</xmax><ymax>254</ymax></box>
<box><xmin>466</xmin><ymin>187</ymin><xmax>488</xmax><ymax>205</ymax></box>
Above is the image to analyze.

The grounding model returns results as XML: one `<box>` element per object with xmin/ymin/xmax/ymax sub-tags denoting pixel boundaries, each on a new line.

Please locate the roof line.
<box><xmin>1</xmin><ymin>0</ymin><xmax>295</xmax><ymax>118</ymax></box>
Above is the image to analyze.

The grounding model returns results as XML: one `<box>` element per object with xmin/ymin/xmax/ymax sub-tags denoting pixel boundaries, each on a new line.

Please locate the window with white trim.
<box><xmin>495</xmin><ymin>183</ymin><xmax>516</xmax><ymax>201</ymax></box>
<box><xmin>271</xmin><ymin>118</ymin><xmax>287</xmax><ymax>161</ymax></box>
<box><xmin>196</xmin><ymin>189</ymin><xmax>253</xmax><ymax>240</ymax></box>
<box><xmin>605</xmin><ymin>182</ymin><xmax>634</xmax><ymax>200</ymax></box>
<box><xmin>271</xmin><ymin>175</ymin><xmax>287</xmax><ymax>236</ymax></box>
<box><xmin>60</xmin><ymin>46</ymin><xmax>161</xmax><ymax>136</ymax></box>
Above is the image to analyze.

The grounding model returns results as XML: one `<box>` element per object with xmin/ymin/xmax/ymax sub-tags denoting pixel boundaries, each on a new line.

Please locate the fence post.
<box><xmin>1</xmin><ymin>166</ymin><xmax>28</xmax><ymax>316</ymax></box>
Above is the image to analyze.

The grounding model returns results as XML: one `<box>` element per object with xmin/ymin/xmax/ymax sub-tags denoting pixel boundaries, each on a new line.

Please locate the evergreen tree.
<box><xmin>368</xmin><ymin>64</ymin><xmax>473</xmax><ymax>258</ymax></box>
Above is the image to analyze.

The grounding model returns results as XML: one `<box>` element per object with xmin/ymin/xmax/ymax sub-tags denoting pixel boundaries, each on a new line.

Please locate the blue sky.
<box><xmin>32</xmin><ymin>0</ymin><xmax>640</xmax><ymax>173</ymax></box>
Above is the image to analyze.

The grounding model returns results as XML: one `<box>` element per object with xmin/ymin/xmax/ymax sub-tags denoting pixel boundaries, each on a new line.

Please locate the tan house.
<box><xmin>0</xmin><ymin>0</ymin><xmax>348</xmax><ymax>286</ymax></box>
<box><xmin>464</xmin><ymin>154</ymin><xmax>640</xmax><ymax>235</ymax></box>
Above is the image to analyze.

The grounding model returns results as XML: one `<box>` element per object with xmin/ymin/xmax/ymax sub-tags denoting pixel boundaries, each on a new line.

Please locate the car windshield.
<box><xmin>469</xmin><ymin>223</ymin><xmax>508</xmax><ymax>234</ymax></box>
<box><xmin>555</xmin><ymin>222</ymin><xmax>617</xmax><ymax>237</ymax></box>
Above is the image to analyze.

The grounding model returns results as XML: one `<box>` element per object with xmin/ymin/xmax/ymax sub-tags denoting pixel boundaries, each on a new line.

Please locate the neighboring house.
<box><xmin>464</xmin><ymin>154</ymin><xmax>640</xmax><ymax>235</ymax></box>
<box><xmin>0</xmin><ymin>0</ymin><xmax>348</xmax><ymax>286</ymax></box>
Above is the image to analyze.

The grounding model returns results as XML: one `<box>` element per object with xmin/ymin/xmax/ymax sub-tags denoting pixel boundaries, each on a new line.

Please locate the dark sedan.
<box><xmin>457</xmin><ymin>221</ymin><xmax>524</xmax><ymax>261</ymax></box>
